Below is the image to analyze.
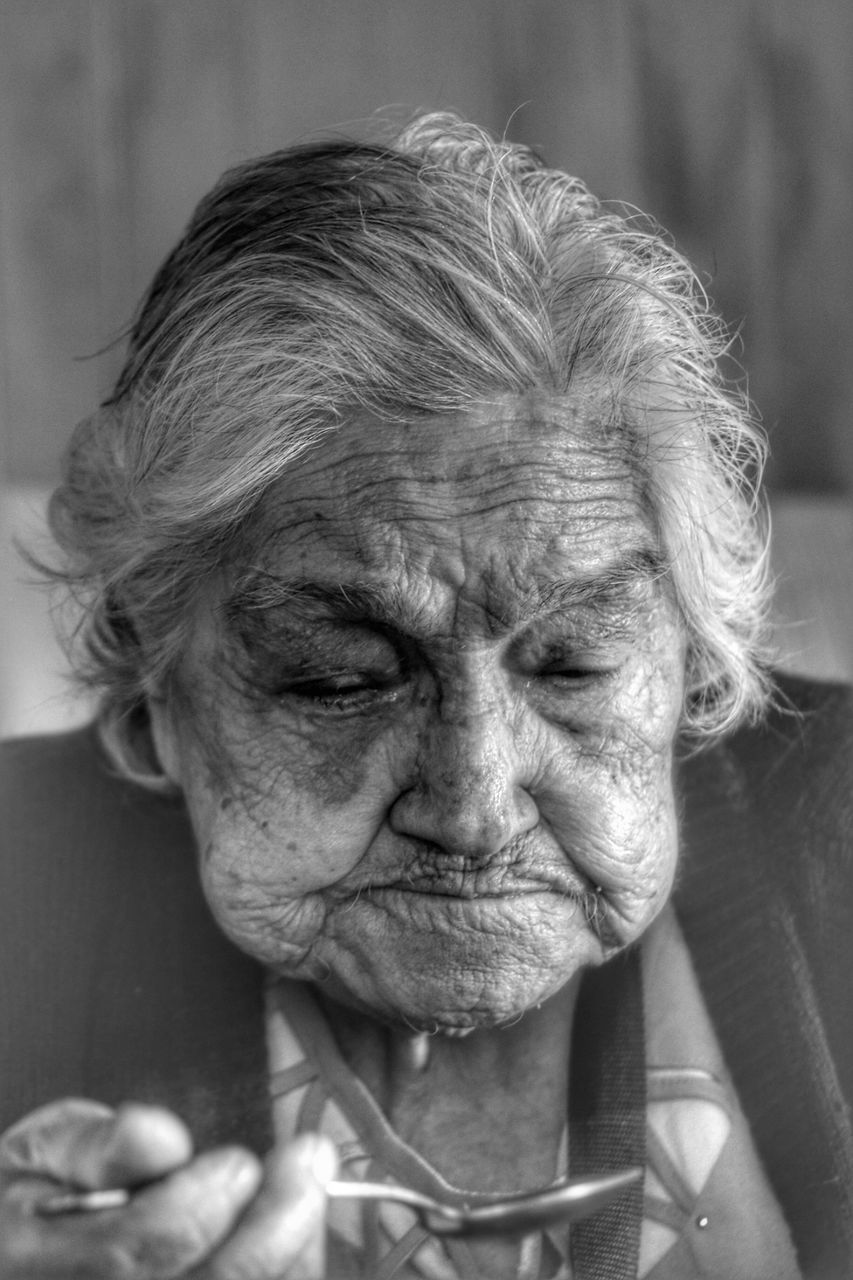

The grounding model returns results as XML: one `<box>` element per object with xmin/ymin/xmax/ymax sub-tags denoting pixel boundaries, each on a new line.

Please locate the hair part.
<box><xmin>44</xmin><ymin>111</ymin><xmax>772</xmax><ymax>774</ymax></box>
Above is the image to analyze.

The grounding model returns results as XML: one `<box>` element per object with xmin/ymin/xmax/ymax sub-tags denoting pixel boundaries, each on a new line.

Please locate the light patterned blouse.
<box><xmin>267</xmin><ymin>908</ymin><xmax>802</xmax><ymax>1279</ymax></box>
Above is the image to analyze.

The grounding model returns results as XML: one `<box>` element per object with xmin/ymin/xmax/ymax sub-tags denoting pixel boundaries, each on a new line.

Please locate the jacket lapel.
<box><xmin>677</xmin><ymin>680</ymin><xmax>853</xmax><ymax>1278</ymax></box>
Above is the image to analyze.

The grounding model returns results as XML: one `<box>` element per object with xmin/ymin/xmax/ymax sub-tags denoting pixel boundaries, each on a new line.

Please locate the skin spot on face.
<box><xmin>153</xmin><ymin>395</ymin><xmax>687</xmax><ymax>1032</ymax></box>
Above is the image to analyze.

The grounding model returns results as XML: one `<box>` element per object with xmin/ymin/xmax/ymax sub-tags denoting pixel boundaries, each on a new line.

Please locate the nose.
<box><xmin>388</xmin><ymin>694</ymin><xmax>539</xmax><ymax>860</ymax></box>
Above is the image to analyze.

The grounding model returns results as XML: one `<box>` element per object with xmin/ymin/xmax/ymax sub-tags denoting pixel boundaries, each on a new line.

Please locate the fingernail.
<box><xmin>309</xmin><ymin>1138</ymin><xmax>337</xmax><ymax>1185</ymax></box>
<box><xmin>228</xmin><ymin>1150</ymin><xmax>261</xmax><ymax>1194</ymax></box>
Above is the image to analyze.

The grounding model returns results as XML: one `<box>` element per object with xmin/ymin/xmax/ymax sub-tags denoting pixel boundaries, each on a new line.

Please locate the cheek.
<box><xmin>183</xmin><ymin>703</ymin><xmax>392</xmax><ymax>877</ymax></box>
<box><xmin>536</xmin><ymin>668</ymin><xmax>682</xmax><ymax>930</ymax></box>
<box><xmin>178</xmin><ymin>727</ymin><xmax>404</xmax><ymax>966</ymax></box>
<box><xmin>539</xmin><ymin>743</ymin><xmax>677</xmax><ymax>886</ymax></box>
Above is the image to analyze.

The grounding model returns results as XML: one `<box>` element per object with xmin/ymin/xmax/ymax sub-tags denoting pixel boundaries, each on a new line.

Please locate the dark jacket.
<box><xmin>1</xmin><ymin>674</ymin><xmax>852</xmax><ymax>1277</ymax></box>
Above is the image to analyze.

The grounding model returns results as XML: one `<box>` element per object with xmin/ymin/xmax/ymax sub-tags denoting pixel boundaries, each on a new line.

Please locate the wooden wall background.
<box><xmin>1</xmin><ymin>0</ymin><xmax>852</xmax><ymax>734</ymax></box>
<box><xmin>1</xmin><ymin>0</ymin><xmax>852</xmax><ymax>493</ymax></box>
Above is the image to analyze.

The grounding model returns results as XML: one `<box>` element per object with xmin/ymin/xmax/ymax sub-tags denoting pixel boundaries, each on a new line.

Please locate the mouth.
<box><xmin>374</xmin><ymin>876</ymin><xmax>588</xmax><ymax>901</ymax></box>
<box><xmin>346</xmin><ymin>855</ymin><xmax>595</xmax><ymax>901</ymax></box>
<box><xmin>326</xmin><ymin>843</ymin><xmax>626</xmax><ymax>949</ymax></box>
<box><xmin>359</xmin><ymin>870</ymin><xmax>624</xmax><ymax>948</ymax></box>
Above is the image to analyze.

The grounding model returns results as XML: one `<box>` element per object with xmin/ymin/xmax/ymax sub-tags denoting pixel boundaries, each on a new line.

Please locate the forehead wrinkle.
<box><xmin>223</xmin><ymin>545</ymin><xmax>666</xmax><ymax>645</ymax></box>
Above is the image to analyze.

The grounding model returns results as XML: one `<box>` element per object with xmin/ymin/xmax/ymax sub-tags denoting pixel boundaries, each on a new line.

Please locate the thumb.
<box><xmin>0</xmin><ymin>1098</ymin><xmax>193</xmax><ymax>1190</ymax></box>
<box><xmin>198</xmin><ymin>1134</ymin><xmax>337</xmax><ymax>1279</ymax></box>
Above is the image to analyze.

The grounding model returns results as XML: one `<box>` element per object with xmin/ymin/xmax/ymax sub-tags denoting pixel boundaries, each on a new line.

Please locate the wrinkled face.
<box><xmin>150</xmin><ymin>396</ymin><xmax>686</xmax><ymax>1032</ymax></box>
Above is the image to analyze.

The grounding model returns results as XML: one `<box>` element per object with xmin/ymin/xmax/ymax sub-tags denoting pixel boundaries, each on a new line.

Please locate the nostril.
<box><xmin>389</xmin><ymin>778</ymin><xmax>539</xmax><ymax>861</ymax></box>
<box><xmin>391</xmin><ymin>706</ymin><xmax>539</xmax><ymax>852</ymax></box>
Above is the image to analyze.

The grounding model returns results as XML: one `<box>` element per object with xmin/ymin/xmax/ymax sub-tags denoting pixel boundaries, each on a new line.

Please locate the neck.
<box><xmin>320</xmin><ymin>977</ymin><xmax>581</xmax><ymax>1194</ymax></box>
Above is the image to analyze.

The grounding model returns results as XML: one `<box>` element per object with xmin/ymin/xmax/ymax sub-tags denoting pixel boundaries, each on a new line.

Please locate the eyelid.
<box><xmin>285</xmin><ymin>669</ymin><xmax>399</xmax><ymax>693</ymax></box>
<box><xmin>510</xmin><ymin>630</ymin><xmax>634</xmax><ymax>671</ymax></box>
<box><xmin>270</xmin><ymin>661</ymin><xmax>411</xmax><ymax>714</ymax></box>
<box><xmin>539</xmin><ymin>664</ymin><xmax>621</xmax><ymax>685</ymax></box>
<box><xmin>510</xmin><ymin>595</ymin><xmax>643</xmax><ymax>645</ymax></box>
<box><xmin>538</xmin><ymin>656</ymin><xmax>621</xmax><ymax>673</ymax></box>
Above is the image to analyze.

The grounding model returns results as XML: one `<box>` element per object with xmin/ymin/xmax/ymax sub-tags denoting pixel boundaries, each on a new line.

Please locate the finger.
<box><xmin>97</xmin><ymin>1146</ymin><xmax>263</xmax><ymax>1279</ymax></box>
<box><xmin>0</xmin><ymin>1100</ymin><xmax>193</xmax><ymax>1190</ymax></box>
<box><xmin>93</xmin><ymin>1104</ymin><xmax>193</xmax><ymax>1187</ymax></box>
<box><xmin>4</xmin><ymin>1147</ymin><xmax>262</xmax><ymax>1280</ymax></box>
<box><xmin>0</xmin><ymin>1174</ymin><xmax>78</xmax><ymax>1278</ymax></box>
<box><xmin>198</xmin><ymin>1134</ymin><xmax>337</xmax><ymax>1280</ymax></box>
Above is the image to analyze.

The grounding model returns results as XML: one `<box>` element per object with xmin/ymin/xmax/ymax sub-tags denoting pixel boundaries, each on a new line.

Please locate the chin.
<box><xmin>396</xmin><ymin>1004</ymin><xmax>518</xmax><ymax>1035</ymax></box>
<box><xmin>319</xmin><ymin>888</ymin><xmax>603</xmax><ymax>1021</ymax></box>
<box><xmin>324</xmin><ymin>952</ymin><xmax>587</xmax><ymax>1036</ymax></box>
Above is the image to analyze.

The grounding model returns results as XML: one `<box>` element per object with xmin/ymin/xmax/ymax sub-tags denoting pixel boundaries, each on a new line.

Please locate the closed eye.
<box><xmin>538</xmin><ymin>663</ymin><xmax>620</xmax><ymax>686</ymax></box>
<box><xmin>275</xmin><ymin>668</ymin><xmax>406</xmax><ymax>712</ymax></box>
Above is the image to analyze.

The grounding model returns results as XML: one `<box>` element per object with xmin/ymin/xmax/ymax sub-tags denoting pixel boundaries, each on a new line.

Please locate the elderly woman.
<box><xmin>1</xmin><ymin>114</ymin><xmax>851</xmax><ymax>1280</ymax></box>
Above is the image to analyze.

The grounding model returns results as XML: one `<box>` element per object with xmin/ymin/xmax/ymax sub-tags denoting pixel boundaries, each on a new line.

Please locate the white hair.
<box><xmin>46</xmin><ymin>111</ymin><xmax>772</xmax><ymax>767</ymax></box>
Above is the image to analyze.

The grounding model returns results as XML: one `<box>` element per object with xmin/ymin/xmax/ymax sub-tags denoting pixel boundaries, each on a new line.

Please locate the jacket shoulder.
<box><xmin>679</xmin><ymin>672</ymin><xmax>853</xmax><ymax>890</ymax></box>
<box><xmin>0</xmin><ymin>726</ymin><xmax>270</xmax><ymax>1152</ymax></box>
<box><xmin>677</xmin><ymin>672</ymin><xmax>853</xmax><ymax>1038</ymax></box>
<box><xmin>676</xmin><ymin>675</ymin><xmax>853</xmax><ymax>1275</ymax></box>
<box><xmin>1</xmin><ymin>723</ymin><xmax>184</xmax><ymax>837</ymax></box>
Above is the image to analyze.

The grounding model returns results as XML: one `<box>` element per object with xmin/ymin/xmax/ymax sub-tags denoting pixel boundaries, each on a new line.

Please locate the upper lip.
<box><xmin>347</xmin><ymin>858</ymin><xmax>594</xmax><ymax>901</ymax></box>
<box><xmin>372</xmin><ymin>881</ymin><xmax>551</xmax><ymax>899</ymax></box>
<box><xmin>328</xmin><ymin>830</ymin><xmax>609</xmax><ymax>905</ymax></box>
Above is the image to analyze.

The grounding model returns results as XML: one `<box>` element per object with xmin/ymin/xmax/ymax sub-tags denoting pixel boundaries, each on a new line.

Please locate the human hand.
<box><xmin>0</xmin><ymin>1098</ymin><xmax>337</xmax><ymax>1278</ymax></box>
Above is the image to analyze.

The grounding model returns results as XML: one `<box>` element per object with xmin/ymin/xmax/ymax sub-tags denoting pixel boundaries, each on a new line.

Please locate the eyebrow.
<box><xmin>225</xmin><ymin>547</ymin><xmax>666</xmax><ymax>637</ymax></box>
<box><xmin>532</xmin><ymin>548</ymin><xmax>665</xmax><ymax>616</ymax></box>
<box><xmin>224</xmin><ymin>574</ymin><xmax>420</xmax><ymax>631</ymax></box>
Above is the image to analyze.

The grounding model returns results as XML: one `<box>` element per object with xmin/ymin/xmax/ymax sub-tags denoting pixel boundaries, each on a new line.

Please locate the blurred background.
<box><xmin>1</xmin><ymin>0</ymin><xmax>851</xmax><ymax>737</ymax></box>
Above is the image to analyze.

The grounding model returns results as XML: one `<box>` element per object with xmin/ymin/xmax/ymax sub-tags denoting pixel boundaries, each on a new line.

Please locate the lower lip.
<box><xmin>354</xmin><ymin>884</ymin><xmax>591</xmax><ymax>910</ymax></box>
<box><xmin>352</xmin><ymin>883</ymin><xmax>620</xmax><ymax>949</ymax></box>
<box><xmin>357</xmin><ymin>862</ymin><xmax>594</xmax><ymax>895</ymax></box>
